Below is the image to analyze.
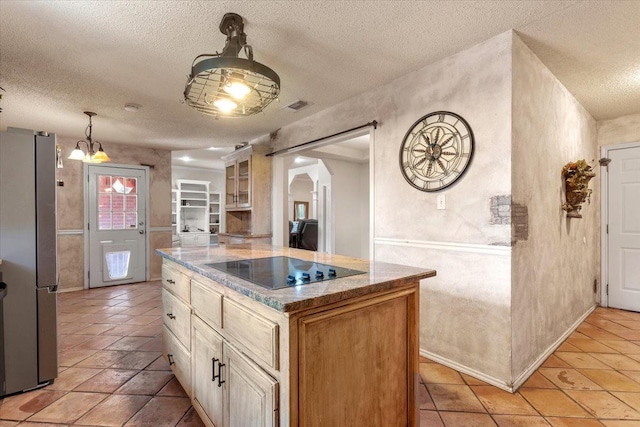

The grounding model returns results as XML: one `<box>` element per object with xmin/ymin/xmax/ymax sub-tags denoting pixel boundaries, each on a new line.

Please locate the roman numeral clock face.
<box><xmin>399</xmin><ymin>111</ymin><xmax>474</xmax><ymax>192</ymax></box>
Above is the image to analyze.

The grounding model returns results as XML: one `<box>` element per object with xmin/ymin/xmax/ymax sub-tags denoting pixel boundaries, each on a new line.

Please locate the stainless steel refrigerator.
<box><xmin>0</xmin><ymin>127</ymin><xmax>58</xmax><ymax>397</ymax></box>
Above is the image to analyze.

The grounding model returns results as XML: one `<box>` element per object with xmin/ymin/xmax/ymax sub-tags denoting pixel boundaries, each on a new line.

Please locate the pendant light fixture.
<box><xmin>68</xmin><ymin>111</ymin><xmax>110</xmax><ymax>163</ymax></box>
<box><xmin>183</xmin><ymin>13</ymin><xmax>280</xmax><ymax>118</ymax></box>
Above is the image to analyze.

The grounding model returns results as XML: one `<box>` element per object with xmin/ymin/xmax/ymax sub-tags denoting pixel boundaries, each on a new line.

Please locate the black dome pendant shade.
<box><xmin>183</xmin><ymin>13</ymin><xmax>280</xmax><ymax>118</ymax></box>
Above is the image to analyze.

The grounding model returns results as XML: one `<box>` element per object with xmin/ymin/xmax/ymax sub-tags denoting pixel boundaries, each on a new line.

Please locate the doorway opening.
<box><xmin>274</xmin><ymin>128</ymin><xmax>374</xmax><ymax>259</ymax></box>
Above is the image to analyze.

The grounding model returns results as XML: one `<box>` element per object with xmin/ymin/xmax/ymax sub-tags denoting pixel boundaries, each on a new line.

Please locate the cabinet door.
<box><xmin>225</xmin><ymin>163</ymin><xmax>237</xmax><ymax>209</ymax></box>
<box><xmin>196</xmin><ymin>233</ymin><xmax>210</xmax><ymax>246</ymax></box>
<box><xmin>192</xmin><ymin>315</ymin><xmax>224</xmax><ymax>427</ymax></box>
<box><xmin>236</xmin><ymin>157</ymin><xmax>251</xmax><ymax>208</ymax></box>
<box><xmin>224</xmin><ymin>343</ymin><xmax>278</xmax><ymax>427</ymax></box>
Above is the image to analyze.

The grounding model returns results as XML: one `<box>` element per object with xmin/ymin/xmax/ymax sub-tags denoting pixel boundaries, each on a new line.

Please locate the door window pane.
<box><xmin>96</xmin><ymin>174</ymin><xmax>139</xmax><ymax>231</ymax></box>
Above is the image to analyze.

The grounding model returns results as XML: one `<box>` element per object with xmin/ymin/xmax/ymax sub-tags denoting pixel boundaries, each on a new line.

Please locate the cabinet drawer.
<box><xmin>223</xmin><ymin>298</ymin><xmax>279</xmax><ymax>370</ymax></box>
<box><xmin>191</xmin><ymin>277</ymin><xmax>223</xmax><ymax>329</ymax></box>
<box><xmin>162</xmin><ymin>263</ymin><xmax>190</xmax><ymax>302</ymax></box>
<box><xmin>162</xmin><ymin>289</ymin><xmax>191</xmax><ymax>350</ymax></box>
<box><xmin>163</xmin><ymin>325</ymin><xmax>191</xmax><ymax>397</ymax></box>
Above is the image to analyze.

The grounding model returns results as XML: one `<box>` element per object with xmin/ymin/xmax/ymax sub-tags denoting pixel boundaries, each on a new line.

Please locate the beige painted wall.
<box><xmin>266</xmin><ymin>31</ymin><xmax>515</xmax><ymax>384</ymax></box>
<box><xmin>56</xmin><ymin>137</ymin><xmax>171</xmax><ymax>290</ymax></box>
<box><xmin>597</xmin><ymin>112</ymin><xmax>640</xmax><ymax>147</ymax></box>
<box><xmin>511</xmin><ymin>35</ymin><xmax>599</xmax><ymax>379</ymax></box>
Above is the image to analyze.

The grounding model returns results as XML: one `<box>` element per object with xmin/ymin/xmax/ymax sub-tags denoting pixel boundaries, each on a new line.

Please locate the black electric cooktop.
<box><xmin>205</xmin><ymin>256</ymin><xmax>366</xmax><ymax>290</ymax></box>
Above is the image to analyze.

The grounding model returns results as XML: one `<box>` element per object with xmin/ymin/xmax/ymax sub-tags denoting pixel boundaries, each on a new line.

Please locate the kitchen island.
<box><xmin>157</xmin><ymin>244</ymin><xmax>435</xmax><ymax>427</ymax></box>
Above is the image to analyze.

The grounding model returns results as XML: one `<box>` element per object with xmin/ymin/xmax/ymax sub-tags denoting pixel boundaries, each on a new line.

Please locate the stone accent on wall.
<box><xmin>490</xmin><ymin>195</ymin><xmax>511</xmax><ymax>225</ymax></box>
<box><xmin>511</xmin><ymin>203</ymin><xmax>529</xmax><ymax>241</ymax></box>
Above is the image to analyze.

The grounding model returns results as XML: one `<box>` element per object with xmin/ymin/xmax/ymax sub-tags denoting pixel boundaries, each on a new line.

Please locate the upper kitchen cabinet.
<box><xmin>220</xmin><ymin>145</ymin><xmax>272</xmax><ymax>242</ymax></box>
<box><xmin>224</xmin><ymin>151</ymin><xmax>251</xmax><ymax>209</ymax></box>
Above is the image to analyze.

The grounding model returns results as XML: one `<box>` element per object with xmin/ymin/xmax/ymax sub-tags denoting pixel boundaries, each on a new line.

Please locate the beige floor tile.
<box><xmin>461</xmin><ymin>373</ymin><xmax>489</xmax><ymax>386</ymax></box>
<box><xmin>601</xmin><ymin>420</ymin><xmax>640</xmax><ymax>426</ymax></box>
<box><xmin>124</xmin><ymin>396</ymin><xmax>191</xmax><ymax>426</ymax></box>
<box><xmin>127</xmin><ymin>325</ymin><xmax>162</xmax><ymax>337</ymax></box>
<box><xmin>75</xmin><ymin>350</ymin><xmax>130</xmax><ymax>368</ymax></box>
<box><xmin>420</xmin><ymin>363</ymin><xmax>465</xmax><ymax>384</ymax></box>
<box><xmin>426</xmin><ymin>384</ymin><xmax>486</xmax><ymax>413</ymax></box>
<box><xmin>158</xmin><ymin>378</ymin><xmax>187</xmax><ymax>397</ymax></box>
<box><xmin>611</xmin><ymin>320</ymin><xmax>640</xmax><ymax>331</ymax></box>
<box><xmin>538</xmin><ymin>368</ymin><xmax>602</xmax><ymax>390</ymax></box>
<box><xmin>471</xmin><ymin>386</ymin><xmax>538</xmax><ymax>415</ymax></box>
<box><xmin>58</xmin><ymin>334</ymin><xmax>93</xmax><ymax>350</ymax></box>
<box><xmin>607</xmin><ymin>329</ymin><xmax>640</xmax><ymax>341</ymax></box>
<box><xmin>565</xmin><ymin>390</ymin><xmax>640</xmax><ymax>419</ymax></box>
<box><xmin>115</xmin><ymin>371</ymin><xmax>174</xmax><ymax>395</ymax></box>
<box><xmin>103</xmin><ymin>324</ymin><xmax>146</xmax><ymax>336</ymax></box>
<box><xmin>577</xmin><ymin>325</ymin><xmax>626</xmax><ymax>341</ymax></box>
<box><xmin>0</xmin><ymin>421</ymin><xmax>19</xmax><ymax>427</ymax></box>
<box><xmin>57</xmin><ymin>348</ymin><xmax>99</xmax><ymax>367</ymax></box>
<box><xmin>107</xmin><ymin>336</ymin><xmax>153</xmax><ymax>351</ymax></box>
<box><xmin>545</xmin><ymin>417</ymin><xmax>604</xmax><ymax>426</ymax></box>
<box><xmin>110</xmin><ymin>351</ymin><xmax>162</xmax><ymax>370</ymax></box>
<box><xmin>76</xmin><ymin>394</ymin><xmax>151</xmax><ymax>426</ymax></box>
<box><xmin>542</xmin><ymin>355</ymin><xmax>572</xmax><ymax>369</ymax></box>
<box><xmin>590</xmin><ymin>353</ymin><xmax>640</xmax><ymax>371</ymax></box>
<box><xmin>74</xmin><ymin>369</ymin><xmax>139</xmax><ymax>393</ymax></box>
<box><xmin>554</xmin><ymin>353</ymin><xmax>611</xmax><ymax>370</ymax></box>
<box><xmin>135</xmin><ymin>336</ymin><xmax>163</xmax><ymax>352</ymax></box>
<box><xmin>419</xmin><ymin>410</ymin><xmax>444</xmax><ymax>426</ymax></box>
<box><xmin>521</xmin><ymin>372</ymin><xmax>558</xmax><ymax>389</ymax></box>
<box><xmin>0</xmin><ymin>390</ymin><xmax>66</xmax><ymax>421</ymax></box>
<box><xmin>124</xmin><ymin>315</ymin><xmax>159</xmax><ymax>326</ymax></box>
<box><xmin>439</xmin><ymin>412</ymin><xmax>497</xmax><ymax>426</ymax></box>
<box><xmin>600</xmin><ymin>340</ymin><xmax>640</xmax><ymax>354</ymax></box>
<box><xmin>579</xmin><ymin>369</ymin><xmax>640</xmax><ymax>392</ymax></box>
<box><xmin>27</xmin><ymin>391</ymin><xmax>108</xmax><ymax>424</ymax></box>
<box><xmin>493</xmin><ymin>415</ymin><xmax>551</xmax><ymax>426</ymax></box>
<box><xmin>143</xmin><ymin>356</ymin><xmax>172</xmax><ymax>371</ymax></box>
<box><xmin>417</xmin><ymin>383</ymin><xmax>436</xmax><ymax>410</ymax></box>
<box><xmin>72</xmin><ymin>334</ymin><xmax>122</xmax><ymax>350</ymax></box>
<box><xmin>175</xmin><ymin>407</ymin><xmax>206</xmax><ymax>427</ymax></box>
<box><xmin>46</xmin><ymin>367</ymin><xmax>102</xmax><ymax>391</ymax></box>
<box><xmin>565</xmin><ymin>339</ymin><xmax>617</xmax><ymax>354</ymax></box>
<box><xmin>557</xmin><ymin>342</ymin><xmax>583</xmax><ymax>353</ymax></box>
<box><xmin>519</xmin><ymin>389</ymin><xmax>590</xmax><ymax>417</ymax></box>
<box><xmin>76</xmin><ymin>323</ymin><xmax>119</xmax><ymax>335</ymax></box>
<box><xmin>611</xmin><ymin>392</ymin><xmax>640</xmax><ymax>412</ymax></box>
<box><xmin>9</xmin><ymin>422</ymin><xmax>64</xmax><ymax>427</ymax></box>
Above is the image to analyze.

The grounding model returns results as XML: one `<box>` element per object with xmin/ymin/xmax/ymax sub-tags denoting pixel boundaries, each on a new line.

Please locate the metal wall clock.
<box><xmin>399</xmin><ymin>111</ymin><xmax>474</xmax><ymax>192</ymax></box>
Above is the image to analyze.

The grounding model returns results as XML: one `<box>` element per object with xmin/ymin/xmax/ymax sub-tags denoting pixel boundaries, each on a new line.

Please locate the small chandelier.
<box><xmin>183</xmin><ymin>13</ymin><xmax>280</xmax><ymax>118</ymax></box>
<box><xmin>68</xmin><ymin>111</ymin><xmax>110</xmax><ymax>163</ymax></box>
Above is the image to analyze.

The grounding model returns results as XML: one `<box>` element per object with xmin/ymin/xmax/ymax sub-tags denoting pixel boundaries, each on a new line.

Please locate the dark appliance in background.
<box><xmin>0</xmin><ymin>128</ymin><xmax>58</xmax><ymax>397</ymax></box>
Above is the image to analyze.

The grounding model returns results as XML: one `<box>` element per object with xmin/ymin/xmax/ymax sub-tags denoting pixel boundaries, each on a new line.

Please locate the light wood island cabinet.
<box><xmin>158</xmin><ymin>245</ymin><xmax>435</xmax><ymax>427</ymax></box>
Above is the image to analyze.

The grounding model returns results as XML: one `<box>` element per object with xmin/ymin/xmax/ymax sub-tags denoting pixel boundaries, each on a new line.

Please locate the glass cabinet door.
<box><xmin>236</xmin><ymin>158</ymin><xmax>251</xmax><ymax>208</ymax></box>
<box><xmin>225</xmin><ymin>163</ymin><xmax>237</xmax><ymax>208</ymax></box>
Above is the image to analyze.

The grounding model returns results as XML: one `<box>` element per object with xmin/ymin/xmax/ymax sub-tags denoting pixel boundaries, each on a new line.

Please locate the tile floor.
<box><xmin>1</xmin><ymin>282</ymin><xmax>640</xmax><ymax>426</ymax></box>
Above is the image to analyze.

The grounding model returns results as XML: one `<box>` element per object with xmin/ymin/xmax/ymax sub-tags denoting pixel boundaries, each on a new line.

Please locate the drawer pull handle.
<box><xmin>212</xmin><ymin>357</ymin><xmax>225</xmax><ymax>387</ymax></box>
<box><xmin>168</xmin><ymin>353</ymin><xmax>175</xmax><ymax>366</ymax></box>
<box><xmin>166</xmin><ymin>312</ymin><xmax>176</xmax><ymax>320</ymax></box>
<box><xmin>166</xmin><ymin>279</ymin><xmax>175</xmax><ymax>284</ymax></box>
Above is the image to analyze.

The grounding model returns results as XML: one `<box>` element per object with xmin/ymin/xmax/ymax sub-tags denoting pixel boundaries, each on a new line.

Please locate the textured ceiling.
<box><xmin>1</xmin><ymin>1</ymin><xmax>639</xmax><ymax>155</ymax></box>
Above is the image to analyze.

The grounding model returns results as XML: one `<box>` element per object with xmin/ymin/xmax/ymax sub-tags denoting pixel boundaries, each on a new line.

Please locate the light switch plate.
<box><xmin>437</xmin><ymin>194</ymin><xmax>446</xmax><ymax>210</ymax></box>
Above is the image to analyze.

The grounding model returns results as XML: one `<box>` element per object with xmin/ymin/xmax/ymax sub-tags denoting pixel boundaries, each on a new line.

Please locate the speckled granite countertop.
<box><xmin>156</xmin><ymin>244</ymin><xmax>435</xmax><ymax>313</ymax></box>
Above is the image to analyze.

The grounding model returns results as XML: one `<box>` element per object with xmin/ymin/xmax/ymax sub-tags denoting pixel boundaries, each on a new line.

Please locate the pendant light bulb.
<box><xmin>68</xmin><ymin>145</ymin><xmax>85</xmax><ymax>160</ymax></box>
<box><xmin>224</xmin><ymin>80</ymin><xmax>251</xmax><ymax>100</ymax></box>
<box><xmin>213</xmin><ymin>96</ymin><xmax>238</xmax><ymax>113</ymax></box>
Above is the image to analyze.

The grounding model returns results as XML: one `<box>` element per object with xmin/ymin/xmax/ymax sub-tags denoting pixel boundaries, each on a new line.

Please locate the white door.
<box><xmin>88</xmin><ymin>165</ymin><xmax>147</xmax><ymax>288</ymax></box>
<box><xmin>607</xmin><ymin>145</ymin><xmax>640</xmax><ymax>311</ymax></box>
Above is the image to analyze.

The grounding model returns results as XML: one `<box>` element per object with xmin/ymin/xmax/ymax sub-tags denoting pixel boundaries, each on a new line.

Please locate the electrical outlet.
<box><xmin>437</xmin><ymin>195</ymin><xmax>446</xmax><ymax>210</ymax></box>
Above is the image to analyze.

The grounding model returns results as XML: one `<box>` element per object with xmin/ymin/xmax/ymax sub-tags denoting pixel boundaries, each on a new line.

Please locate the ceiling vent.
<box><xmin>284</xmin><ymin>100</ymin><xmax>309</xmax><ymax>112</ymax></box>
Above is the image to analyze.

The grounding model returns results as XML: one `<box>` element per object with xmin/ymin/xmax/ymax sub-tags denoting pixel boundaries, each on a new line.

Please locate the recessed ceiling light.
<box><xmin>179</xmin><ymin>156</ymin><xmax>192</xmax><ymax>162</ymax></box>
<box><xmin>207</xmin><ymin>147</ymin><xmax>221</xmax><ymax>150</ymax></box>
<box><xmin>124</xmin><ymin>103</ymin><xmax>141</xmax><ymax>112</ymax></box>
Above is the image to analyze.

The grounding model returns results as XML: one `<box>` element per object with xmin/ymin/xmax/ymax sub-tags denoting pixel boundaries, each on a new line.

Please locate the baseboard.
<box><xmin>421</xmin><ymin>304</ymin><xmax>597</xmax><ymax>393</ymax></box>
<box><xmin>57</xmin><ymin>286</ymin><xmax>84</xmax><ymax>293</ymax></box>
<box><xmin>511</xmin><ymin>304</ymin><xmax>596</xmax><ymax>391</ymax></box>
<box><xmin>420</xmin><ymin>349</ymin><xmax>514</xmax><ymax>392</ymax></box>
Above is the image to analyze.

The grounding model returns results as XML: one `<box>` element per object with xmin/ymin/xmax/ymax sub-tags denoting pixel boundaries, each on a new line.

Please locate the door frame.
<box><xmin>600</xmin><ymin>140</ymin><xmax>640</xmax><ymax>307</ymax></box>
<box><xmin>83</xmin><ymin>163</ymin><xmax>151</xmax><ymax>289</ymax></box>
<box><xmin>272</xmin><ymin>126</ymin><xmax>376</xmax><ymax>259</ymax></box>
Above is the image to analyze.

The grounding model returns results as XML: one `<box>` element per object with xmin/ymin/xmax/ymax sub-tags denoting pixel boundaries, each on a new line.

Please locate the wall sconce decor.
<box><xmin>68</xmin><ymin>111</ymin><xmax>110</xmax><ymax>163</ymax></box>
<box><xmin>562</xmin><ymin>159</ymin><xmax>595</xmax><ymax>218</ymax></box>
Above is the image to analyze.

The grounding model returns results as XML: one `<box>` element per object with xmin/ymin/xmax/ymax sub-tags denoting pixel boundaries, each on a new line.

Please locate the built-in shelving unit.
<box><xmin>175</xmin><ymin>180</ymin><xmax>210</xmax><ymax>247</ymax></box>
